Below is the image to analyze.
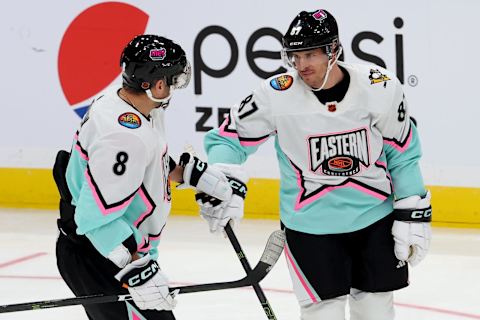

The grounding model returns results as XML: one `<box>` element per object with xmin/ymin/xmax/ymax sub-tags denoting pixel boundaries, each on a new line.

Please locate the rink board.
<box><xmin>0</xmin><ymin>168</ymin><xmax>478</xmax><ymax>228</ymax></box>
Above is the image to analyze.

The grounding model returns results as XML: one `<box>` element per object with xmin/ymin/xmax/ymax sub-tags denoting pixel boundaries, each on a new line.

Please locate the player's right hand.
<box><xmin>115</xmin><ymin>254</ymin><xmax>178</xmax><ymax>310</ymax></box>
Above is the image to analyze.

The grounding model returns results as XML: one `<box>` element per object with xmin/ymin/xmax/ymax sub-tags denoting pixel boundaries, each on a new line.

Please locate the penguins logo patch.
<box><xmin>118</xmin><ymin>112</ymin><xmax>141</xmax><ymax>129</ymax></box>
<box><xmin>270</xmin><ymin>75</ymin><xmax>293</xmax><ymax>91</ymax></box>
<box><xmin>369</xmin><ymin>69</ymin><xmax>391</xmax><ymax>87</ymax></box>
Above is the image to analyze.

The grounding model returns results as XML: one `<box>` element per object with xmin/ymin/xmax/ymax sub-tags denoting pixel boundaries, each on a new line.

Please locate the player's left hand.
<box><xmin>391</xmin><ymin>190</ymin><xmax>432</xmax><ymax>266</ymax></box>
<box><xmin>196</xmin><ymin>164</ymin><xmax>248</xmax><ymax>233</ymax></box>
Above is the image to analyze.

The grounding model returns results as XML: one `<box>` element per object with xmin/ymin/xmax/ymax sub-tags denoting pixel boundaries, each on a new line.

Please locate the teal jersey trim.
<box><xmin>275</xmin><ymin>139</ymin><xmax>392</xmax><ymax>234</ymax></box>
<box><xmin>384</xmin><ymin>121</ymin><xmax>426</xmax><ymax>199</ymax></box>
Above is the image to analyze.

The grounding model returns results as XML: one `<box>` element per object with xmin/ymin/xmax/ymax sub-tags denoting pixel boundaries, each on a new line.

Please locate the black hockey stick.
<box><xmin>225</xmin><ymin>222</ymin><xmax>281</xmax><ymax>320</ymax></box>
<box><xmin>0</xmin><ymin>230</ymin><xmax>285</xmax><ymax>314</ymax></box>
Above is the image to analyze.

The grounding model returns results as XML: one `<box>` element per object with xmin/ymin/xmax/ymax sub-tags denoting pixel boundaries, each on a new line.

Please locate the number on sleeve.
<box><xmin>397</xmin><ymin>101</ymin><xmax>406</xmax><ymax>122</ymax></box>
<box><xmin>113</xmin><ymin>152</ymin><xmax>129</xmax><ymax>175</ymax></box>
<box><xmin>238</xmin><ymin>94</ymin><xmax>259</xmax><ymax>120</ymax></box>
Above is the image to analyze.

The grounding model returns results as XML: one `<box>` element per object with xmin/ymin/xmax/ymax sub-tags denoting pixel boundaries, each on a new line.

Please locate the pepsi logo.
<box><xmin>58</xmin><ymin>2</ymin><xmax>149</xmax><ymax>118</ymax></box>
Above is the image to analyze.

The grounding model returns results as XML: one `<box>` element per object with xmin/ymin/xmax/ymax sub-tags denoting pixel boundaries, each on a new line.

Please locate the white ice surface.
<box><xmin>0</xmin><ymin>209</ymin><xmax>479</xmax><ymax>319</ymax></box>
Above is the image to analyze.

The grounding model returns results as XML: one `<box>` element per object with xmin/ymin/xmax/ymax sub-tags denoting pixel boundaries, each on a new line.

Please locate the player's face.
<box><xmin>290</xmin><ymin>48</ymin><xmax>329</xmax><ymax>88</ymax></box>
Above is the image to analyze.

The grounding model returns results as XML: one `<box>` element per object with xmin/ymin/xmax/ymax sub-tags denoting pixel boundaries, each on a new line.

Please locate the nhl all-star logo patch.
<box><xmin>118</xmin><ymin>112</ymin><xmax>142</xmax><ymax>129</ymax></box>
<box><xmin>149</xmin><ymin>48</ymin><xmax>166</xmax><ymax>61</ymax></box>
<box><xmin>369</xmin><ymin>69</ymin><xmax>391</xmax><ymax>87</ymax></box>
<box><xmin>270</xmin><ymin>75</ymin><xmax>294</xmax><ymax>91</ymax></box>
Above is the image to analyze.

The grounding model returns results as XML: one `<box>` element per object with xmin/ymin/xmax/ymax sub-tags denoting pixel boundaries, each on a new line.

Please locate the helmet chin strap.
<box><xmin>311</xmin><ymin>46</ymin><xmax>343</xmax><ymax>92</ymax></box>
<box><xmin>145</xmin><ymin>89</ymin><xmax>172</xmax><ymax>109</ymax></box>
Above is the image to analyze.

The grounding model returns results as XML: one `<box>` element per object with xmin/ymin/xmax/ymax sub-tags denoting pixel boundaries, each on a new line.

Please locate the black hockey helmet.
<box><xmin>120</xmin><ymin>34</ymin><xmax>191</xmax><ymax>91</ymax></box>
<box><xmin>282</xmin><ymin>9</ymin><xmax>340</xmax><ymax>61</ymax></box>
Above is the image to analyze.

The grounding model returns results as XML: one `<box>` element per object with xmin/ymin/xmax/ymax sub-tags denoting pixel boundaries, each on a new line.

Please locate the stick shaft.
<box><xmin>224</xmin><ymin>223</ymin><xmax>278</xmax><ymax>320</ymax></box>
<box><xmin>0</xmin><ymin>278</ymin><xmax>255</xmax><ymax>314</ymax></box>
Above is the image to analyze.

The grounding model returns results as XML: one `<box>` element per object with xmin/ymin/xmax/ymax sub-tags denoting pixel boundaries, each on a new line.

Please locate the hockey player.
<box><xmin>199</xmin><ymin>10</ymin><xmax>432</xmax><ymax>320</ymax></box>
<box><xmin>53</xmin><ymin>35</ymin><xmax>234</xmax><ymax>320</ymax></box>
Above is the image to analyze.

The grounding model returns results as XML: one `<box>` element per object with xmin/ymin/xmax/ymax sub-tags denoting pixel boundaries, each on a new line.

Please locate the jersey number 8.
<box><xmin>113</xmin><ymin>152</ymin><xmax>129</xmax><ymax>175</ymax></box>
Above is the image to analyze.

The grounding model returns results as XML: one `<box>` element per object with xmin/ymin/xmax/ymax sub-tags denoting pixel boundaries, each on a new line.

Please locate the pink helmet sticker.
<box><xmin>149</xmin><ymin>48</ymin><xmax>166</xmax><ymax>60</ymax></box>
<box><xmin>312</xmin><ymin>10</ymin><xmax>327</xmax><ymax>21</ymax></box>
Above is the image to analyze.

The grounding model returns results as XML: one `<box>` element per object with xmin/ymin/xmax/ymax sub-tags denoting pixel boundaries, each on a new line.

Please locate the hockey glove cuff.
<box><xmin>115</xmin><ymin>254</ymin><xmax>177</xmax><ymax>310</ymax></box>
<box><xmin>392</xmin><ymin>190</ymin><xmax>432</xmax><ymax>266</ymax></box>
<box><xmin>177</xmin><ymin>152</ymin><xmax>232</xmax><ymax>202</ymax></box>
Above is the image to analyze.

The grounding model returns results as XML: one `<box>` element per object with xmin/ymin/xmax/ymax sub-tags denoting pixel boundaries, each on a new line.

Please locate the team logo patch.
<box><xmin>369</xmin><ymin>69</ymin><xmax>391</xmax><ymax>87</ymax></box>
<box><xmin>308</xmin><ymin>128</ymin><xmax>370</xmax><ymax>176</ymax></box>
<box><xmin>270</xmin><ymin>75</ymin><xmax>293</xmax><ymax>91</ymax></box>
<box><xmin>118</xmin><ymin>112</ymin><xmax>141</xmax><ymax>129</ymax></box>
<box><xmin>149</xmin><ymin>48</ymin><xmax>166</xmax><ymax>61</ymax></box>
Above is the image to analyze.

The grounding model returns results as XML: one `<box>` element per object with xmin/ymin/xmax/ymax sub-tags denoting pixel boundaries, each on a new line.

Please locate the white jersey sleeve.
<box><xmin>376</xmin><ymin>76</ymin><xmax>411</xmax><ymax>143</ymax></box>
<box><xmin>232</xmin><ymin>81</ymin><xmax>276</xmax><ymax>147</ymax></box>
<box><xmin>375</xmin><ymin>76</ymin><xmax>426</xmax><ymax>199</ymax></box>
<box><xmin>87</xmin><ymin>131</ymin><xmax>148</xmax><ymax>205</ymax></box>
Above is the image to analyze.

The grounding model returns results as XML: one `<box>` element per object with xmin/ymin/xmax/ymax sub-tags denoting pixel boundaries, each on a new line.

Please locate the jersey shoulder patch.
<box><xmin>368</xmin><ymin>68</ymin><xmax>391</xmax><ymax>87</ymax></box>
<box><xmin>118</xmin><ymin>112</ymin><xmax>142</xmax><ymax>129</ymax></box>
<box><xmin>269</xmin><ymin>74</ymin><xmax>294</xmax><ymax>91</ymax></box>
<box><xmin>343</xmin><ymin>62</ymin><xmax>396</xmax><ymax>90</ymax></box>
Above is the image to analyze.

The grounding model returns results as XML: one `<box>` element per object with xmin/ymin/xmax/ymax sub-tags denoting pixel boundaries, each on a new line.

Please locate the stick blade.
<box><xmin>260</xmin><ymin>230</ymin><xmax>286</xmax><ymax>267</ymax></box>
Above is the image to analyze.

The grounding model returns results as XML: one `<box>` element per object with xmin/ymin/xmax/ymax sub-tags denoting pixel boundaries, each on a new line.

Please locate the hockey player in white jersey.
<box><xmin>199</xmin><ymin>10</ymin><xmax>432</xmax><ymax>320</ymax></box>
<box><xmin>53</xmin><ymin>35</ymin><xmax>234</xmax><ymax>320</ymax></box>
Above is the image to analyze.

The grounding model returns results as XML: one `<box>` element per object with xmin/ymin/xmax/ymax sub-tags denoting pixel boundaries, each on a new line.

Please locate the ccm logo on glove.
<box><xmin>394</xmin><ymin>206</ymin><xmax>432</xmax><ymax>222</ymax></box>
<box><xmin>121</xmin><ymin>260</ymin><xmax>160</xmax><ymax>287</ymax></box>
<box><xmin>195</xmin><ymin>162</ymin><xmax>206</xmax><ymax>171</ymax></box>
<box><xmin>411</xmin><ymin>208</ymin><xmax>432</xmax><ymax>219</ymax></box>
<box><xmin>228</xmin><ymin>177</ymin><xmax>247</xmax><ymax>199</ymax></box>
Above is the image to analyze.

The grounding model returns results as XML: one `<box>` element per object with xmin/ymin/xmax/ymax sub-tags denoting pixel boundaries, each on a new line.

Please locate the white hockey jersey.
<box><xmin>66</xmin><ymin>87</ymin><xmax>172</xmax><ymax>259</ymax></box>
<box><xmin>205</xmin><ymin>62</ymin><xmax>426</xmax><ymax>234</ymax></box>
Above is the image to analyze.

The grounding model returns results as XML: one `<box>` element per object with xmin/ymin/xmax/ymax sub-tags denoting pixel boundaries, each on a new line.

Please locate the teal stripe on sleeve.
<box><xmin>84</xmin><ymin>218</ymin><xmax>135</xmax><ymax>256</ymax></box>
<box><xmin>384</xmin><ymin>122</ymin><xmax>426</xmax><ymax>199</ymax></box>
<box><xmin>204</xmin><ymin>129</ymin><xmax>258</xmax><ymax>164</ymax></box>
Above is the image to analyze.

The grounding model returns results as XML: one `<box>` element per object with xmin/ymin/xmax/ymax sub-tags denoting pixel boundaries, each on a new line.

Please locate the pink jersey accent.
<box><xmin>137</xmin><ymin>236</ymin><xmax>152</xmax><ymax>253</ymax></box>
<box><xmin>375</xmin><ymin>160</ymin><xmax>393</xmax><ymax>190</ymax></box>
<box><xmin>73</xmin><ymin>134</ymin><xmax>89</xmax><ymax>161</ymax></box>
<box><xmin>292</xmin><ymin>163</ymin><xmax>387</xmax><ymax>210</ymax></box>
<box><xmin>383</xmin><ymin>129</ymin><xmax>412</xmax><ymax>153</ymax></box>
<box><xmin>131</xmin><ymin>310</ymin><xmax>142</xmax><ymax>320</ymax></box>
<box><xmin>84</xmin><ymin>169</ymin><xmax>135</xmax><ymax>215</ymax></box>
<box><xmin>149</xmin><ymin>234</ymin><xmax>162</xmax><ymax>241</ymax></box>
<box><xmin>285</xmin><ymin>243</ymin><xmax>318</xmax><ymax>303</ymax></box>
<box><xmin>219</xmin><ymin>118</ymin><xmax>239</xmax><ymax>138</ymax></box>
<box><xmin>239</xmin><ymin>137</ymin><xmax>269</xmax><ymax>147</ymax></box>
<box><xmin>134</xmin><ymin>188</ymin><xmax>154</xmax><ymax>228</ymax></box>
<box><xmin>74</xmin><ymin>144</ymin><xmax>89</xmax><ymax>161</ymax></box>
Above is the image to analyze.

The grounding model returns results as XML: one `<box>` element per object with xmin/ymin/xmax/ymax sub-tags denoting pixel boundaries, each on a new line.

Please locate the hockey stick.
<box><xmin>0</xmin><ymin>230</ymin><xmax>285</xmax><ymax>314</ymax></box>
<box><xmin>225</xmin><ymin>223</ymin><xmax>280</xmax><ymax>320</ymax></box>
